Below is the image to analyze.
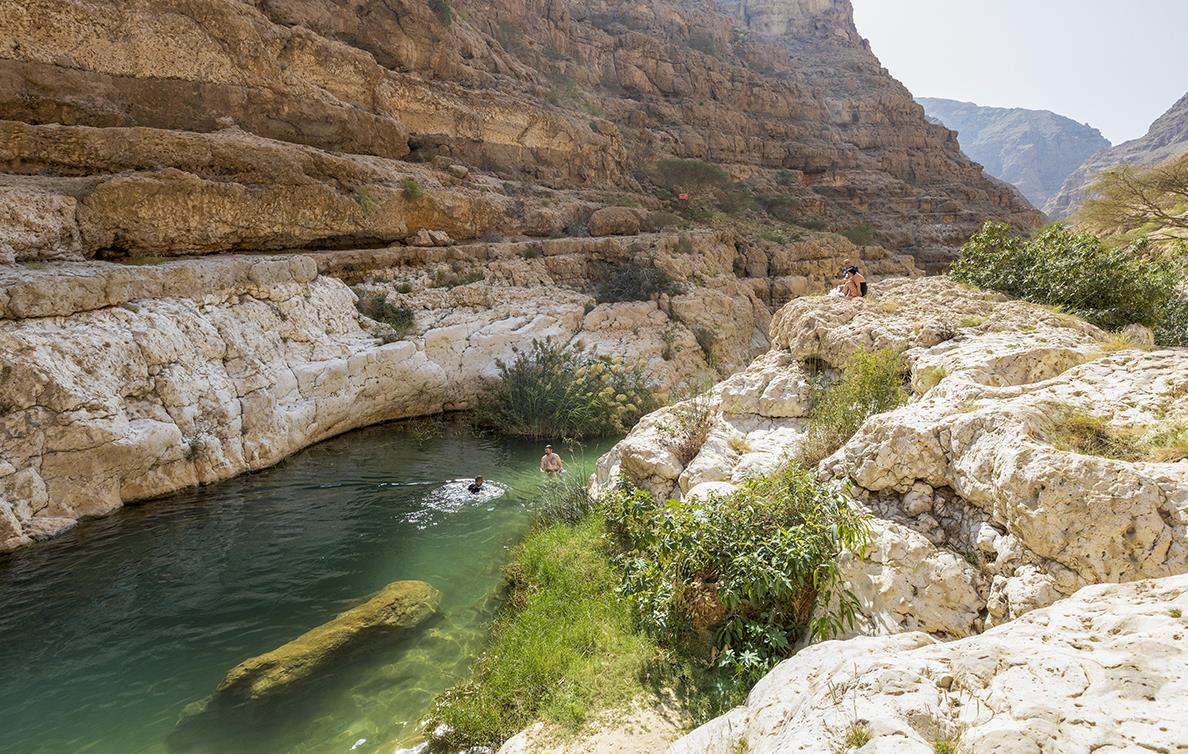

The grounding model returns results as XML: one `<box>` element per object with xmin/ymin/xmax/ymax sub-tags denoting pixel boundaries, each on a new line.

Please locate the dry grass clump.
<box><xmin>1046</xmin><ymin>407</ymin><xmax>1188</xmax><ymax>462</ymax></box>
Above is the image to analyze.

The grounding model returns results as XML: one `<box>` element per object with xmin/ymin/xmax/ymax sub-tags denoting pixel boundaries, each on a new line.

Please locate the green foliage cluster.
<box><xmin>474</xmin><ymin>341</ymin><xmax>659</xmax><ymax>439</ymax></box>
<box><xmin>1154</xmin><ymin>295</ymin><xmax>1188</xmax><ymax>347</ymax></box>
<box><xmin>400</xmin><ymin>177</ymin><xmax>424</xmax><ymax>201</ymax></box>
<box><xmin>798</xmin><ymin>349</ymin><xmax>908</xmax><ymax>466</ymax></box>
<box><xmin>596</xmin><ymin>263</ymin><xmax>685</xmax><ymax>303</ymax></box>
<box><xmin>430</xmin><ymin>515</ymin><xmax>655</xmax><ymax>748</ymax></box>
<box><xmin>950</xmin><ymin>222</ymin><xmax>1179</xmax><ymax>331</ymax></box>
<box><xmin>602</xmin><ymin>469</ymin><xmax>872</xmax><ymax>683</ymax></box>
<box><xmin>428</xmin><ymin>0</ymin><xmax>452</xmax><ymax>25</ymax></box>
<box><xmin>839</xmin><ymin>222</ymin><xmax>875</xmax><ymax>247</ymax></box>
<box><xmin>356</xmin><ymin>293</ymin><xmax>415</xmax><ymax>335</ymax></box>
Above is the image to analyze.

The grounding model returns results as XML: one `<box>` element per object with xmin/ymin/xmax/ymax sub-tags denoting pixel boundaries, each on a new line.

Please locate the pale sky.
<box><xmin>850</xmin><ymin>0</ymin><xmax>1188</xmax><ymax>145</ymax></box>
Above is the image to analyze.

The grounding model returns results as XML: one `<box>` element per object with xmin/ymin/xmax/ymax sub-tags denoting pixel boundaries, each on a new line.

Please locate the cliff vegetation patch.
<box><xmin>1045</xmin><ymin>407</ymin><xmax>1188</xmax><ymax>462</ymax></box>
<box><xmin>604</xmin><ymin>470</ymin><xmax>872</xmax><ymax>684</ymax></box>
<box><xmin>950</xmin><ymin>222</ymin><xmax>1181</xmax><ymax>334</ymax></box>
<box><xmin>798</xmin><ymin>348</ymin><xmax>909</xmax><ymax>466</ymax></box>
<box><xmin>474</xmin><ymin>341</ymin><xmax>659</xmax><ymax>439</ymax></box>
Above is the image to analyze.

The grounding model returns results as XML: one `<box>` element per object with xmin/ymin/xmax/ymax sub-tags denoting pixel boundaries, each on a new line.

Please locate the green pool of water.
<box><xmin>0</xmin><ymin>420</ymin><xmax>610</xmax><ymax>754</ymax></box>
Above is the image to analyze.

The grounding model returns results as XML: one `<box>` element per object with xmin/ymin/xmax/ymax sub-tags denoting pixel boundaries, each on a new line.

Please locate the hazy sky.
<box><xmin>849</xmin><ymin>0</ymin><xmax>1188</xmax><ymax>145</ymax></box>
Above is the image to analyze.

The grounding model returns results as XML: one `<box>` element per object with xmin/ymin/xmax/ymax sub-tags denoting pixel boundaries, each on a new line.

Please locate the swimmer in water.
<box><xmin>539</xmin><ymin>444</ymin><xmax>564</xmax><ymax>475</ymax></box>
<box><xmin>467</xmin><ymin>476</ymin><xmax>485</xmax><ymax>494</ymax></box>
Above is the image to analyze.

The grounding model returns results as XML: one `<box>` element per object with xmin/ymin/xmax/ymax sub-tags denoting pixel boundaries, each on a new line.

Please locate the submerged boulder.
<box><xmin>213</xmin><ymin>580</ymin><xmax>440</xmax><ymax>703</ymax></box>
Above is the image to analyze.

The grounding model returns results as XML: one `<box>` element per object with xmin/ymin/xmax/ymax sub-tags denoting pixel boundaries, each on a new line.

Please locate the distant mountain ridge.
<box><xmin>1044</xmin><ymin>91</ymin><xmax>1188</xmax><ymax>219</ymax></box>
<box><xmin>919</xmin><ymin>97</ymin><xmax>1111</xmax><ymax>211</ymax></box>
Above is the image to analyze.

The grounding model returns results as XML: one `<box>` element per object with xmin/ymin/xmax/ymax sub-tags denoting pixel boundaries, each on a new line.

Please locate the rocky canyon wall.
<box><xmin>0</xmin><ymin>0</ymin><xmax>1040</xmax><ymax>548</ymax></box>
<box><xmin>592</xmin><ymin>277</ymin><xmax>1188</xmax><ymax>752</ymax></box>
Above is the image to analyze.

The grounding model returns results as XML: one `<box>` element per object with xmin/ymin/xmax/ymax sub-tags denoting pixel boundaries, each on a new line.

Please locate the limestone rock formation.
<box><xmin>919</xmin><ymin>97</ymin><xmax>1111</xmax><ymax>209</ymax></box>
<box><xmin>669</xmin><ymin>574</ymin><xmax>1188</xmax><ymax>754</ymax></box>
<box><xmin>210</xmin><ymin>580</ymin><xmax>440</xmax><ymax>703</ymax></box>
<box><xmin>0</xmin><ymin>0</ymin><xmax>1041</xmax><ymax>550</ymax></box>
<box><xmin>0</xmin><ymin>0</ymin><xmax>1038</xmax><ymax>266</ymax></box>
<box><xmin>1046</xmin><ymin>90</ymin><xmax>1188</xmax><ymax>218</ymax></box>
<box><xmin>597</xmin><ymin>277</ymin><xmax>1188</xmax><ymax>638</ymax></box>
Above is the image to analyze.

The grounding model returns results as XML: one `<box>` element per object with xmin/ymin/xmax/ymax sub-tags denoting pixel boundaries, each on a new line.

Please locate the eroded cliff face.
<box><xmin>0</xmin><ymin>0</ymin><xmax>1038</xmax><ymax>264</ymax></box>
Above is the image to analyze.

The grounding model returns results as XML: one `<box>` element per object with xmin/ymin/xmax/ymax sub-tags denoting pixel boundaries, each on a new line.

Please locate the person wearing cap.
<box><xmin>539</xmin><ymin>444</ymin><xmax>564</xmax><ymax>474</ymax></box>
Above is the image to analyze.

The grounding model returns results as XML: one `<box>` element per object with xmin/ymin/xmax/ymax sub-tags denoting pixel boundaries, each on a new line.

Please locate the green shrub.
<box><xmin>474</xmin><ymin>341</ymin><xmax>659</xmax><ymax>439</ymax></box>
<box><xmin>401</xmin><ymin>177</ymin><xmax>424</xmax><ymax>201</ymax></box>
<box><xmin>430</xmin><ymin>516</ymin><xmax>655</xmax><ymax>748</ymax></box>
<box><xmin>654</xmin><ymin>159</ymin><xmax>731</xmax><ymax>190</ymax></box>
<box><xmin>840</xmin><ymin>222</ymin><xmax>875</xmax><ymax>246</ymax></box>
<box><xmin>536</xmin><ymin>472</ymin><xmax>595</xmax><ymax>525</ymax></box>
<box><xmin>428</xmin><ymin>0</ymin><xmax>452</xmax><ymax>25</ymax></box>
<box><xmin>602</xmin><ymin>468</ymin><xmax>872</xmax><ymax>683</ymax></box>
<box><xmin>356</xmin><ymin>293</ymin><xmax>415</xmax><ymax>335</ymax></box>
<box><xmin>798</xmin><ymin>349</ymin><xmax>908</xmax><ymax>466</ymax></box>
<box><xmin>1155</xmin><ymin>295</ymin><xmax>1188</xmax><ymax>347</ymax></box>
<box><xmin>950</xmin><ymin>222</ymin><xmax>1179</xmax><ymax>330</ymax></box>
<box><xmin>596</xmin><ymin>263</ymin><xmax>685</xmax><ymax>303</ymax></box>
<box><xmin>646</xmin><ymin>211</ymin><xmax>686</xmax><ymax>232</ymax></box>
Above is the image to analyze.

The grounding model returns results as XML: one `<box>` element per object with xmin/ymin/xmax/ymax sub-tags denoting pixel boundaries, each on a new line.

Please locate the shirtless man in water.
<box><xmin>539</xmin><ymin>445</ymin><xmax>564</xmax><ymax>474</ymax></box>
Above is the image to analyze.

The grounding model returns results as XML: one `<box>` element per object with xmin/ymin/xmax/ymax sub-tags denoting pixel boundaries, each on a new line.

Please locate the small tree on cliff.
<box><xmin>1079</xmin><ymin>152</ymin><xmax>1188</xmax><ymax>235</ymax></box>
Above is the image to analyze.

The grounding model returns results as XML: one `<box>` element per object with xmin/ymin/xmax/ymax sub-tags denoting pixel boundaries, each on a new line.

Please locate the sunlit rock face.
<box><xmin>598</xmin><ymin>277</ymin><xmax>1188</xmax><ymax>638</ymax></box>
<box><xmin>670</xmin><ymin>574</ymin><xmax>1188</xmax><ymax>754</ymax></box>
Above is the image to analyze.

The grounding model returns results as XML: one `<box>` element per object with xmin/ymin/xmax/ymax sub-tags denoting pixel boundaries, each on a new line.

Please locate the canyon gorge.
<box><xmin>1</xmin><ymin>1</ymin><xmax>1185</xmax><ymax>753</ymax></box>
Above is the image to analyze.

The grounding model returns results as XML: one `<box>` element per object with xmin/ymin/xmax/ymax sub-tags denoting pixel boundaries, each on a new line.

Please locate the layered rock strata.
<box><xmin>0</xmin><ymin>0</ymin><xmax>1039</xmax><ymax>266</ymax></box>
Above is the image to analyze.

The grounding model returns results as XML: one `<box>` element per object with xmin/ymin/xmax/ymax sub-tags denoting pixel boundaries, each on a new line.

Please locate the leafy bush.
<box><xmin>840</xmin><ymin>222</ymin><xmax>875</xmax><ymax>246</ymax></box>
<box><xmin>356</xmin><ymin>293</ymin><xmax>415</xmax><ymax>335</ymax></box>
<box><xmin>798</xmin><ymin>349</ymin><xmax>908</xmax><ymax>467</ymax></box>
<box><xmin>430</xmin><ymin>516</ymin><xmax>655</xmax><ymax>748</ymax></box>
<box><xmin>401</xmin><ymin>177</ymin><xmax>424</xmax><ymax>200</ymax></box>
<box><xmin>1155</xmin><ymin>295</ymin><xmax>1188</xmax><ymax>347</ymax></box>
<box><xmin>474</xmin><ymin>341</ymin><xmax>659</xmax><ymax>439</ymax></box>
<box><xmin>653</xmin><ymin>159</ymin><xmax>731</xmax><ymax>191</ymax></box>
<box><xmin>596</xmin><ymin>263</ymin><xmax>685</xmax><ymax>303</ymax></box>
<box><xmin>602</xmin><ymin>469</ymin><xmax>872</xmax><ymax>683</ymax></box>
<box><xmin>950</xmin><ymin>222</ymin><xmax>1179</xmax><ymax>330</ymax></box>
<box><xmin>428</xmin><ymin>0</ymin><xmax>452</xmax><ymax>25</ymax></box>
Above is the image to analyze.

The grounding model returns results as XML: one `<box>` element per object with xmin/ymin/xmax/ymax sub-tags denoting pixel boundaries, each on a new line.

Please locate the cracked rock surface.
<box><xmin>670</xmin><ymin>574</ymin><xmax>1188</xmax><ymax>754</ymax></box>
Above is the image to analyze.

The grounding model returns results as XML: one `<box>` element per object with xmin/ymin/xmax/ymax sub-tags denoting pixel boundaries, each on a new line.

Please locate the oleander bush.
<box><xmin>950</xmin><ymin>222</ymin><xmax>1179</xmax><ymax>331</ymax></box>
<box><xmin>602</xmin><ymin>469</ymin><xmax>872</xmax><ymax>683</ymax></box>
<box><xmin>474</xmin><ymin>341</ymin><xmax>659</xmax><ymax>439</ymax></box>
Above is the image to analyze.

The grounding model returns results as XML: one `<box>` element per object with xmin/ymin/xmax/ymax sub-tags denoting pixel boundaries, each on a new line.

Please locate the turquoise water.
<box><xmin>0</xmin><ymin>420</ymin><xmax>608</xmax><ymax>754</ymax></box>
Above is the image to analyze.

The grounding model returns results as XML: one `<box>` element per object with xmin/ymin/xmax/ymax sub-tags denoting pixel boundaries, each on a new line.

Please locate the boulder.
<box><xmin>212</xmin><ymin>580</ymin><xmax>440</xmax><ymax>703</ymax></box>
<box><xmin>588</xmin><ymin>207</ymin><xmax>642</xmax><ymax>237</ymax></box>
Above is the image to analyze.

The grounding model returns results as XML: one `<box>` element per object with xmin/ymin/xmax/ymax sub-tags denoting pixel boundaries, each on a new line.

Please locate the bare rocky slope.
<box><xmin>919</xmin><ymin>97</ymin><xmax>1110</xmax><ymax>209</ymax></box>
<box><xmin>1046</xmin><ymin>90</ymin><xmax>1188</xmax><ymax>218</ymax></box>
<box><xmin>590</xmin><ymin>278</ymin><xmax>1188</xmax><ymax>752</ymax></box>
<box><xmin>0</xmin><ymin>0</ymin><xmax>1038</xmax><ymax>549</ymax></box>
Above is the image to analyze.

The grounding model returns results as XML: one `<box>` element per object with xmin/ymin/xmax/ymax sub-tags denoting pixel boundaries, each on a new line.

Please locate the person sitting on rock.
<box><xmin>467</xmin><ymin>477</ymin><xmax>485</xmax><ymax>494</ymax></box>
<box><xmin>539</xmin><ymin>445</ymin><xmax>564</xmax><ymax>475</ymax></box>
<box><xmin>835</xmin><ymin>259</ymin><xmax>866</xmax><ymax>299</ymax></box>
